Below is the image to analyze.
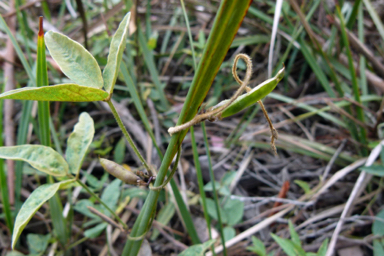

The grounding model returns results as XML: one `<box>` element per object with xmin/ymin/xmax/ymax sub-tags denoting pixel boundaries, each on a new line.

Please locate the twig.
<box><xmin>99</xmin><ymin>198</ymin><xmax>139</xmax><ymax>256</ymax></box>
<box><xmin>322</xmin><ymin>139</ymin><xmax>347</xmax><ymax>182</ymax></box>
<box><xmin>87</xmin><ymin>206</ymin><xmax>126</xmax><ymax>233</ymax></box>
<box><xmin>230</xmin><ymin>195</ymin><xmax>311</xmax><ymax>206</ymax></box>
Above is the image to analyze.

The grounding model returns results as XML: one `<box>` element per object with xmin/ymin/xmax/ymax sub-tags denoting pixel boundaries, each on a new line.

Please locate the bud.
<box><xmin>99</xmin><ymin>158</ymin><xmax>146</xmax><ymax>185</ymax></box>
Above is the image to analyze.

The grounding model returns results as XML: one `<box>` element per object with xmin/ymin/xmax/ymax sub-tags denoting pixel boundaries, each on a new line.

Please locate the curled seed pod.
<box><xmin>99</xmin><ymin>158</ymin><xmax>146</xmax><ymax>186</ymax></box>
<box><xmin>216</xmin><ymin>66</ymin><xmax>285</xmax><ymax>119</ymax></box>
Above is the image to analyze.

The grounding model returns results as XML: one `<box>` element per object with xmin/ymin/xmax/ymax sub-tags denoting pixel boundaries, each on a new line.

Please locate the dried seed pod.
<box><xmin>99</xmin><ymin>158</ymin><xmax>146</xmax><ymax>186</ymax></box>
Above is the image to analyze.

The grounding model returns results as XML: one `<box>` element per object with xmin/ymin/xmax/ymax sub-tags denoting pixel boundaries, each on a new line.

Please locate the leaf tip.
<box><xmin>38</xmin><ymin>16</ymin><xmax>44</xmax><ymax>37</ymax></box>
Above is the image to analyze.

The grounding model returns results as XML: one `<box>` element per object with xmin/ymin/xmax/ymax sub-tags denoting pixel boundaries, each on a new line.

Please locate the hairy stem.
<box><xmin>107</xmin><ymin>99</ymin><xmax>151</xmax><ymax>173</ymax></box>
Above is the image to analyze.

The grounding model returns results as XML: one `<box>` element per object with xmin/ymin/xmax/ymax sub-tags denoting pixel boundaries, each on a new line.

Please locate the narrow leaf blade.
<box><xmin>66</xmin><ymin>112</ymin><xmax>95</xmax><ymax>174</ymax></box>
<box><xmin>0</xmin><ymin>84</ymin><xmax>109</xmax><ymax>102</ymax></box>
<box><xmin>45</xmin><ymin>31</ymin><xmax>103</xmax><ymax>88</ymax></box>
<box><xmin>12</xmin><ymin>179</ymin><xmax>74</xmax><ymax>249</ymax></box>
<box><xmin>0</xmin><ymin>145</ymin><xmax>68</xmax><ymax>176</ymax></box>
<box><xmin>103</xmin><ymin>12</ymin><xmax>131</xmax><ymax>94</ymax></box>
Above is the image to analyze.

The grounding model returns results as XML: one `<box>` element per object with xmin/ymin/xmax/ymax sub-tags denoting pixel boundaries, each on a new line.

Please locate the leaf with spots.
<box><xmin>66</xmin><ymin>112</ymin><xmax>95</xmax><ymax>174</ymax></box>
<box><xmin>0</xmin><ymin>145</ymin><xmax>68</xmax><ymax>176</ymax></box>
<box><xmin>103</xmin><ymin>12</ymin><xmax>131</xmax><ymax>94</ymax></box>
<box><xmin>0</xmin><ymin>84</ymin><xmax>109</xmax><ymax>102</ymax></box>
<box><xmin>12</xmin><ymin>179</ymin><xmax>75</xmax><ymax>249</ymax></box>
<box><xmin>45</xmin><ymin>31</ymin><xmax>103</xmax><ymax>89</ymax></box>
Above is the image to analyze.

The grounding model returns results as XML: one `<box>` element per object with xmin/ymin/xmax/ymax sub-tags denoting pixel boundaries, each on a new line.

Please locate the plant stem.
<box><xmin>76</xmin><ymin>179</ymin><xmax>128</xmax><ymax>229</ymax></box>
<box><xmin>106</xmin><ymin>99</ymin><xmax>151</xmax><ymax>173</ymax></box>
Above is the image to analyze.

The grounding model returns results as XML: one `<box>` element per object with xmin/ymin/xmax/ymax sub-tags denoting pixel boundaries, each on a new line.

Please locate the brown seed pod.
<box><xmin>99</xmin><ymin>158</ymin><xmax>147</xmax><ymax>186</ymax></box>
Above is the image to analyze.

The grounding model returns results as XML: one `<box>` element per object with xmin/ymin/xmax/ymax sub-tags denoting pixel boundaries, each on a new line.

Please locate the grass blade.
<box><xmin>201</xmin><ymin>123</ymin><xmax>227</xmax><ymax>256</ymax></box>
<box><xmin>0</xmin><ymin>85</ymin><xmax>13</xmax><ymax>233</ymax></box>
<box><xmin>191</xmin><ymin>126</ymin><xmax>213</xmax><ymax>245</ymax></box>
<box><xmin>38</xmin><ymin>17</ymin><xmax>69</xmax><ymax>250</ymax></box>
<box><xmin>363</xmin><ymin>0</ymin><xmax>384</xmax><ymax>42</ymax></box>
<box><xmin>335</xmin><ymin>6</ymin><xmax>368</xmax><ymax>155</ymax></box>
<box><xmin>137</xmin><ymin>26</ymin><xmax>169</xmax><ymax>110</ymax></box>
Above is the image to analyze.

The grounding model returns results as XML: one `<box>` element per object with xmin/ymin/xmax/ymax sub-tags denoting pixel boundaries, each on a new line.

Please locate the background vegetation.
<box><xmin>1</xmin><ymin>0</ymin><xmax>384</xmax><ymax>255</ymax></box>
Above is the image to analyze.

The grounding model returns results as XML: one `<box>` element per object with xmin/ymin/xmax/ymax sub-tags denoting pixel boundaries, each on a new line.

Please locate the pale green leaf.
<box><xmin>84</xmin><ymin>222</ymin><xmax>108</xmax><ymax>238</ymax></box>
<box><xmin>45</xmin><ymin>31</ymin><xmax>103</xmax><ymax>88</ymax></box>
<box><xmin>100</xmin><ymin>179</ymin><xmax>122</xmax><ymax>214</ymax></box>
<box><xmin>270</xmin><ymin>233</ymin><xmax>299</xmax><ymax>256</ymax></box>
<box><xmin>288</xmin><ymin>220</ymin><xmax>301</xmax><ymax>247</ymax></box>
<box><xmin>12</xmin><ymin>179</ymin><xmax>74</xmax><ymax>249</ymax></box>
<box><xmin>103</xmin><ymin>12</ymin><xmax>131</xmax><ymax>94</ymax></box>
<box><xmin>0</xmin><ymin>84</ymin><xmax>109</xmax><ymax>102</ymax></box>
<box><xmin>271</xmin><ymin>233</ymin><xmax>307</xmax><ymax>256</ymax></box>
<box><xmin>360</xmin><ymin>165</ymin><xmax>384</xmax><ymax>177</ymax></box>
<box><xmin>373</xmin><ymin>240</ymin><xmax>384</xmax><ymax>256</ymax></box>
<box><xmin>223</xmin><ymin>198</ymin><xmax>244</xmax><ymax>226</ymax></box>
<box><xmin>294</xmin><ymin>180</ymin><xmax>311</xmax><ymax>194</ymax></box>
<box><xmin>373</xmin><ymin>209</ymin><xmax>384</xmax><ymax>235</ymax></box>
<box><xmin>113</xmin><ymin>137</ymin><xmax>126</xmax><ymax>164</ymax></box>
<box><xmin>223</xmin><ymin>226</ymin><xmax>236</xmax><ymax>242</ymax></box>
<box><xmin>317</xmin><ymin>238</ymin><xmax>328</xmax><ymax>256</ymax></box>
<box><xmin>0</xmin><ymin>145</ymin><xmax>69</xmax><ymax>176</ymax></box>
<box><xmin>66</xmin><ymin>112</ymin><xmax>95</xmax><ymax>174</ymax></box>
<box><xmin>178</xmin><ymin>240</ymin><xmax>215</xmax><ymax>256</ymax></box>
<box><xmin>27</xmin><ymin>233</ymin><xmax>51</xmax><ymax>255</ymax></box>
<box><xmin>246</xmin><ymin>236</ymin><xmax>266</xmax><ymax>256</ymax></box>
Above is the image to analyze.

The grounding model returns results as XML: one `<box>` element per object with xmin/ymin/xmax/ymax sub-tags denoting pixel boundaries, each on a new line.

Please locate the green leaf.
<box><xmin>113</xmin><ymin>137</ymin><xmax>126</xmax><ymax>164</ymax></box>
<box><xmin>206</xmin><ymin>198</ymin><xmax>227</xmax><ymax>223</ymax></box>
<box><xmin>317</xmin><ymin>238</ymin><xmax>328</xmax><ymax>256</ymax></box>
<box><xmin>0</xmin><ymin>145</ymin><xmax>68</xmax><ymax>176</ymax></box>
<box><xmin>100</xmin><ymin>179</ymin><xmax>122</xmax><ymax>215</ymax></box>
<box><xmin>66</xmin><ymin>112</ymin><xmax>95</xmax><ymax>174</ymax></box>
<box><xmin>360</xmin><ymin>165</ymin><xmax>384</xmax><ymax>176</ymax></box>
<box><xmin>288</xmin><ymin>220</ymin><xmax>301</xmax><ymax>247</ymax></box>
<box><xmin>373</xmin><ymin>208</ymin><xmax>384</xmax><ymax>235</ymax></box>
<box><xmin>380</xmin><ymin>145</ymin><xmax>384</xmax><ymax>164</ymax></box>
<box><xmin>84</xmin><ymin>222</ymin><xmax>108</xmax><ymax>238</ymax></box>
<box><xmin>223</xmin><ymin>226</ymin><xmax>236</xmax><ymax>242</ymax></box>
<box><xmin>137</xmin><ymin>26</ymin><xmax>169</xmax><ymax>110</ymax></box>
<box><xmin>294</xmin><ymin>180</ymin><xmax>311</xmax><ymax>194</ymax></box>
<box><xmin>178</xmin><ymin>240</ymin><xmax>216</xmax><ymax>256</ymax></box>
<box><xmin>246</xmin><ymin>236</ymin><xmax>266</xmax><ymax>256</ymax></box>
<box><xmin>74</xmin><ymin>199</ymin><xmax>99</xmax><ymax>219</ymax></box>
<box><xmin>150</xmin><ymin>201</ymin><xmax>175</xmax><ymax>240</ymax></box>
<box><xmin>27</xmin><ymin>233</ymin><xmax>51</xmax><ymax>255</ymax></box>
<box><xmin>373</xmin><ymin>239</ymin><xmax>384</xmax><ymax>256</ymax></box>
<box><xmin>271</xmin><ymin>233</ymin><xmax>305</xmax><ymax>256</ymax></box>
<box><xmin>219</xmin><ymin>67</ymin><xmax>284</xmax><ymax>119</ymax></box>
<box><xmin>223</xmin><ymin>198</ymin><xmax>244</xmax><ymax>226</ymax></box>
<box><xmin>203</xmin><ymin>181</ymin><xmax>221</xmax><ymax>192</ymax></box>
<box><xmin>0</xmin><ymin>84</ymin><xmax>109</xmax><ymax>102</ymax></box>
<box><xmin>12</xmin><ymin>179</ymin><xmax>74</xmax><ymax>249</ymax></box>
<box><xmin>103</xmin><ymin>12</ymin><xmax>131</xmax><ymax>94</ymax></box>
<box><xmin>45</xmin><ymin>31</ymin><xmax>103</xmax><ymax>88</ymax></box>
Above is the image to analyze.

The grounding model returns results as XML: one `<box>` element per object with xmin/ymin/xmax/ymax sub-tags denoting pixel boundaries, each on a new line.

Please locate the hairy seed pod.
<box><xmin>99</xmin><ymin>158</ymin><xmax>146</xmax><ymax>185</ymax></box>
